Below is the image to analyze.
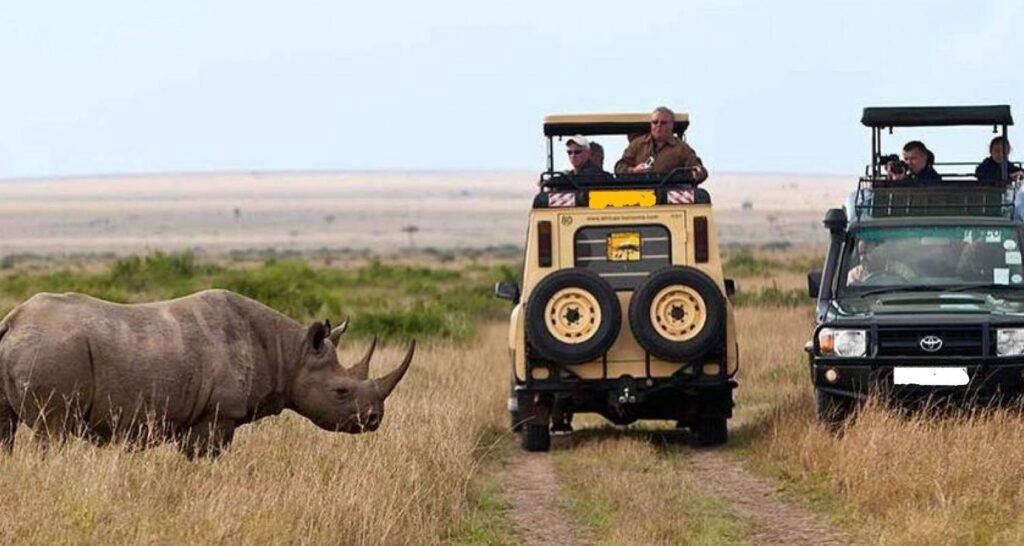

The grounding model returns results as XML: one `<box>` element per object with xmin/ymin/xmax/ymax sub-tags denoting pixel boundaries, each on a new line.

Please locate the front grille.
<box><xmin>875</xmin><ymin>325</ymin><xmax>985</xmax><ymax>357</ymax></box>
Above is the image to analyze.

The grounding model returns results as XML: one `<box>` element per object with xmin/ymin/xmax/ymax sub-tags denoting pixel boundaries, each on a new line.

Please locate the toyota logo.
<box><xmin>920</xmin><ymin>336</ymin><xmax>943</xmax><ymax>353</ymax></box>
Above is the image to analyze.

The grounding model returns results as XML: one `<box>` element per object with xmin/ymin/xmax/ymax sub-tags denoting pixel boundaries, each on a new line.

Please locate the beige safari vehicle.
<box><xmin>494</xmin><ymin>112</ymin><xmax>739</xmax><ymax>451</ymax></box>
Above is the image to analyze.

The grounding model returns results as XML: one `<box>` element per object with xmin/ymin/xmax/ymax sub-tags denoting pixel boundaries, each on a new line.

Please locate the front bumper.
<box><xmin>812</xmin><ymin>357</ymin><xmax>1024</xmax><ymax>401</ymax></box>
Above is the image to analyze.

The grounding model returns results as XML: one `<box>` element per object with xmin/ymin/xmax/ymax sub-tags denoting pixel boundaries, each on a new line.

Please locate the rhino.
<box><xmin>0</xmin><ymin>289</ymin><xmax>415</xmax><ymax>457</ymax></box>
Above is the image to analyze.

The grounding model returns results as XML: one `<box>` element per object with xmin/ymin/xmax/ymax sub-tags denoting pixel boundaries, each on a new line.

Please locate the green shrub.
<box><xmin>0</xmin><ymin>252</ymin><xmax>512</xmax><ymax>343</ymax></box>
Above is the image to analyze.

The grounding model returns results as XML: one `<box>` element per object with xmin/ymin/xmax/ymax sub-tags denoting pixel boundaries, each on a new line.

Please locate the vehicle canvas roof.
<box><xmin>543</xmin><ymin>112</ymin><xmax>690</xmax><ymax>137</ymax></box>
<box><xmin>861</xmin><ymin>105</ymin><xmax>1014</xmax><ymax>128</ymax></box>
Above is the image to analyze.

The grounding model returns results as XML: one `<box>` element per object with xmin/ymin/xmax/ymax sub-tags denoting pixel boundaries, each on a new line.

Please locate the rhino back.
<box><xmin>0</xmin><ymin>290</ymin><xmax>289</xmax><ymax>429</ymax></box>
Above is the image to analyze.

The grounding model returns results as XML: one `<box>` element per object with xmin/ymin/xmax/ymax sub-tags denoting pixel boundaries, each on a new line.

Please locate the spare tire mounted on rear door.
<box><xmin>525</xmin><ymin>269</ymin><xmax>621</xmax><ymax>365</ymax></box>
<box><xmin>629</xmin><ymin>265</ymin><xmax>726</xmax><ymax>361</ymax></box>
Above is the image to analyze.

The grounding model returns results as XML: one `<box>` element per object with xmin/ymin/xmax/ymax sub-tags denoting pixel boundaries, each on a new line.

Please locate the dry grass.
<box><xmin>553</xmin><ymin>432</ymin><xmax>751</xmax><ymax>545</ymax></box>
<box><xmin>0</xmin><ymin>329</ymin><xmax>509</xmax><ymax>545</ymax></box>
<box><xmin>13</xmin><ymin>246</ymin><xmax>1024</xmax><ymax>544</ymax></box>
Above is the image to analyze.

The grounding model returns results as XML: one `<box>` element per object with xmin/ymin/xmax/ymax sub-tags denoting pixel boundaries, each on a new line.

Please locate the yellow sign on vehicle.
<box><xmin>607</xmin><ymin>232</ymin><xmax>641</xmax><ymax>261</ymax></box>
<box><xmin>589</xmin><ymin>190</ymin><xmax>656</xmax><ymax>209</ymax></box>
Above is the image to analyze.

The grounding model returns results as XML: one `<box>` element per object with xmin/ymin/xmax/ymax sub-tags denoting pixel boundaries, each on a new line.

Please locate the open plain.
<box><xmin>0</xmin><ymin>171</ymin><xmax>847</xmax><ymax>255</ymax></box>
<box><xmin>3</xmin><ymin>172</ymin><xmax>1021</xmax><ymax>545</ymax></box>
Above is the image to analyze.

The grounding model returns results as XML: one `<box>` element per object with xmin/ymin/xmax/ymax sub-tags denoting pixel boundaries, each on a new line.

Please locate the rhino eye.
<box><xmin>334</xmin><ymin>387</ymin><xmax>351</xmax><ymax>399</ymax></box>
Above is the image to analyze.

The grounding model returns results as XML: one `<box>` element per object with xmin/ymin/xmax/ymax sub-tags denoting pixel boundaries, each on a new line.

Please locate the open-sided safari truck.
<box><xmin>808</xmin><ymin>105</ymin><xmax>1024</xmax><ymax>426</ymax></box>
<box><xmin>495</xmin><ymin>112</ymin><xmax>738</xmax><ymax>452</ymax></box>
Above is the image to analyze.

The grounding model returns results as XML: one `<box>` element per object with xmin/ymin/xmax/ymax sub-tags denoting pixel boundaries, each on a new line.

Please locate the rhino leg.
<box><xmin>179</xmin><ymin>417</ymin><xmax>235</xmax><ymax>459</ymax></box>
<box><xmin>0</xmin><ymin>404</ymin><xmax>16</xmax><ymax>453</ymax></box>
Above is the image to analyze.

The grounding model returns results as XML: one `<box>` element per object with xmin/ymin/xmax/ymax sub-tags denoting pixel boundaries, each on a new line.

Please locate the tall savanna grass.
<box><xmin>0</xmin><ymin>252</ymin><xmax>515</xmax><ymax>544</ymax></box>
<box><xmin>0</xmin><ymin>331</ymin><xmax>509</xmax><ymax>545</ymax></box>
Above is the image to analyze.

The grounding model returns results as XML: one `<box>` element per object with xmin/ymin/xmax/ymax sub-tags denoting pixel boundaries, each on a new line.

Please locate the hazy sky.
<box><xmin>0</xmin><ymin>0</ymin><xmax>1020</xmax><ymax>179</ymax></box>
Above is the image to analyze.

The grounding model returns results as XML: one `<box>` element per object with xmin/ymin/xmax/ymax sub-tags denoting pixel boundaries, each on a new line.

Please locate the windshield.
<box><xmin>839</xmin><ymin>225</ymin><xmax>1024</xmax><ymax>293</ymax></box>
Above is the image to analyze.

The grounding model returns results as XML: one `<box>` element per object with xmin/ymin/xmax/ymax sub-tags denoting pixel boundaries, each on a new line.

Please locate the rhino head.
<box><xmin>290</xmin><ymin>319</ymin><xmax>415</xmax><ymax>434</ymax></box>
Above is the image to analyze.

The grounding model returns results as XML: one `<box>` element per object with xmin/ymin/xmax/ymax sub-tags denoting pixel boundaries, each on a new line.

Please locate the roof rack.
<box><xmin>852</xmin><ymin>178</ymin><xmax>1021</xmax><ymax>221</ymax></box>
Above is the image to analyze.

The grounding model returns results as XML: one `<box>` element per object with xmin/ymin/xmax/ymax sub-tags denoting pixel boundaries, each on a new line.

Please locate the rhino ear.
<box><xmin>306</xmin><ymin>321</ymin><xmax>330</xmax><ymax>353</ymax></box>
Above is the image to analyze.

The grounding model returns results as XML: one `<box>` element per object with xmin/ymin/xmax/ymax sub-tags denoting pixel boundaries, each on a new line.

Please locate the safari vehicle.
<box><xmin>808</xmin><ymin>105</ymin><xmax>1024</xmax><ymax>425</ymax></box>
<box><xmin>495</xmin><ymin>112</ymin><xmax>738</xmax><ymax>452</ymax></box>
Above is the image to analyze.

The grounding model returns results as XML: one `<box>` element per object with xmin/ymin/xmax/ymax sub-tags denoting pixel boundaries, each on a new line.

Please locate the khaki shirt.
<box><xmin>614</xmin><ymin>134</ymin><xmax>708</xmax><ymax>182</ymax></box>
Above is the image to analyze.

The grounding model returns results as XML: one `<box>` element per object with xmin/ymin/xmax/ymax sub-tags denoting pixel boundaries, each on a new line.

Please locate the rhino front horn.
<box><xmin>374</xmin><ymin>340</ymin><xmax>416</xmax><ymax>398</ymax></box>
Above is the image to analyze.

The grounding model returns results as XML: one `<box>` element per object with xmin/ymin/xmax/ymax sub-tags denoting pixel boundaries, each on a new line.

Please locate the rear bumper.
<box><xmin>513</xmin><ymin>375</ymin><xmax>737</xmax><ymax>425</ymax></box>
<box><xmin>812</xmin><ymin>358</ymin><xmax>1024</xmax><ymax>401</ymax></box>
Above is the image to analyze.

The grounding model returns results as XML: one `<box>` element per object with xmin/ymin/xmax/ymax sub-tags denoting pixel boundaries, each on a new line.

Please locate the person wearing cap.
<box><xmin>566</xmin><ymin>135</ymin><xmax>603</xmax><ymax>175</ymax></box>
<box><xmin>614</xmin><ymin>106</ymin><xmax>708</xmax><ymax>182</ymax></box>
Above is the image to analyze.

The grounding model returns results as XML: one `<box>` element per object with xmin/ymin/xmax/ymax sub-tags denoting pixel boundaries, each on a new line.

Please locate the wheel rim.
<box><xmin>544</xmin><ymin>287</ymin><xmax>602</xmax><ymax>344</ymax></box>
<box><xmin>649</xmin><ymin>285</ymin><xmax>706</xmax><ymax>342</ymax></box>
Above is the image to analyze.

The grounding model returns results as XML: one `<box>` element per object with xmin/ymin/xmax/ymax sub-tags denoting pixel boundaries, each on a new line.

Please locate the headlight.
<box><xmin>997</xmin><ymin>328</ymin><xmax>1024</xmax><ymax>356</ymax></box>
<box><xmin>818</xmin><ymin>328</ymin><xmax>867</xmax><ymax>357</ymax></box>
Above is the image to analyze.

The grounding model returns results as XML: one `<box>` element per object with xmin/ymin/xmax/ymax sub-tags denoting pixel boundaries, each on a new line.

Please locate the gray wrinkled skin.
<box><xmin>0</xmin><ymin>289</ymin><xmax>414</xmax><ymax>457</ymax></box>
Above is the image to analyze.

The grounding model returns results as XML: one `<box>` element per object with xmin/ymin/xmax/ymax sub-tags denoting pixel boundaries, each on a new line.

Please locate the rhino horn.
<box><xmin>348</xmin><ymin>336</ymin><xmax>377</xmax><ymax>380</ymax></box>
<box><xmin>373</xmin><ymin>340</ymin><xmax>416</xmax><ymax>399</ymax></box>
<box><xmin>329</xmin><ymin>317</ymin><xmax>349</xmax><ymax>346</ymax></box>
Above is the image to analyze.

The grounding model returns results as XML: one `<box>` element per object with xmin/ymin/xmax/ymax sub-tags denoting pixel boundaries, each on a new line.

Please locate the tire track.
<box><xmin>504</xmin><ymin>450</ymin><xmax>593</xmax><ymax>546</ymax></box>
<box><xmin>690</xmin><ymin>449</ymin><xmax>850</xmax><ymax>545</ymax></box>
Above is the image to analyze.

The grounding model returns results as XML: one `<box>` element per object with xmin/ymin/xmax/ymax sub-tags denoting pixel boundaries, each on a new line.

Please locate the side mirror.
<box><xmin>724</xmin><ymin>278</ymin><xmax>736</xmax><ymax>298</ymax></box>
<box><xmin>807</xmin><ymin>271</ymin><xmax>823</xmax><ymax>299</ymax></box>
<box><xmin>494</xmin><ymin>281</ymin><xmax>520</xmax><ymax>303</ymax></box>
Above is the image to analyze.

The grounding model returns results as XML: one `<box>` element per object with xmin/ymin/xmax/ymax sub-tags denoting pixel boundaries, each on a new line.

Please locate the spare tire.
<box><xmin>629</xmin><ymin>266</ymin><xmax>726</xmax><ymax>362</ymax></box>
<box><xmin>525</xmin><ymin>269</ymin><xmax>621</xmax><ymax>365</ymax></box>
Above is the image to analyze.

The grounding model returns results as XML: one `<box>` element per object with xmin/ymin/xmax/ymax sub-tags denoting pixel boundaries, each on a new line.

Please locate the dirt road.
<box><xmin>502</xmin><ymin>434</ymin><xmax>850</xmax><ymax>545</ymax></box>
<box><xmin>503</xmin><ymin>449</ymin><xmax>593</xmax><ymax>546</ymax></box>
<box><xmin>690</xmin><ymin>449</ymin><xmax>850</xmax><ymax>545</ymax></box>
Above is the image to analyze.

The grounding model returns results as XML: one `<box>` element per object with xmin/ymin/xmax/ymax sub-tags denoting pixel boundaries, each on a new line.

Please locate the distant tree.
<box><xmin>401</xmin><ymin>225</ymin><xmax>420</xmax><ymax>248</ymax></box>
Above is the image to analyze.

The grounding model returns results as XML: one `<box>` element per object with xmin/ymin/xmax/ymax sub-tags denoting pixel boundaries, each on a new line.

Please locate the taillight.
<box><xmin>537</xmin><ymin>221</ymin><xmax>552</xmax><ymax>267</ymax></box>
<box><xmin>694</xmin><ymin>216</ymin><xmax>709</xmax><ymax>263</ymax></box>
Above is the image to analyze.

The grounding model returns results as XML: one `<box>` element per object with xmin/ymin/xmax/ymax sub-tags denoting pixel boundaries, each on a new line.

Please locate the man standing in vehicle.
<box><xmin>886</xmin><ymin>140</ymin><xmax>941</xmax><ymax>182</ymax></box>
<box><xmin>976</xmin><ymin>137</ymin><xmax>1024</xmax><ymax>181</ymax></box>
<box><xmin>614</xmin><ymin>106</ymin><xmax>708</xmax><ymax>182</ymax></box>
<box><xmin>588</xmin><ymin>141</ymin><xmax>606</xmax><ymax>171</ymax></box>
<box><xmin>566</xmin><ymin>135</ymin><xmax>602</xmax><ymax>175</ymax></box>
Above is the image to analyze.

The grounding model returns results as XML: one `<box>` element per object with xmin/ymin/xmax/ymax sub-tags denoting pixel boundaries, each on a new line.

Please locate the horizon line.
<box><xmin>0</xmin><ymin>167</ymin><xmax>853</xmax><ymax>183</ymax></box>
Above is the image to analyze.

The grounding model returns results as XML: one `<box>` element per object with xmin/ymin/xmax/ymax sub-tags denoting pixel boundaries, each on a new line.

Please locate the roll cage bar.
<box><xmin>863</xmin><ymin>105</ymin><xmax>1016</xmax><ymax>182</ymax></box>
<box><xmin>540</xmin><ymin>112</ymin><xmax>696</xmax><ymax>188</ymax></box>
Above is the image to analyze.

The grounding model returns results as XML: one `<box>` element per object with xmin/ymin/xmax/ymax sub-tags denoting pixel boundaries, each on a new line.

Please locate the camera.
<box><xmin>878</xmin><ymin>153</ymin><xmax>907</xmax><ymax>175</ymax></box>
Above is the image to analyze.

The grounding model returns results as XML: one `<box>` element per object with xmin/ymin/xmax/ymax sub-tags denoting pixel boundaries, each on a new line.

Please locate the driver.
<box><xmin>847</xmin><ymin>240</ymin><xmax>916</xmax><ymax>285</ymax></box>
<box><xmin>614</xmin><ymin>106</ymin><xmax>708</xmax><ymax>182</ymax></box>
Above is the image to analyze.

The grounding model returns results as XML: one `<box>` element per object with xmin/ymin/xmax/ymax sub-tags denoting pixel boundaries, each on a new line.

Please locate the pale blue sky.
<box><xmin>0</xmin><ymin>0</ymin><xmax>1020</xmax><ymax>179</ymax></box>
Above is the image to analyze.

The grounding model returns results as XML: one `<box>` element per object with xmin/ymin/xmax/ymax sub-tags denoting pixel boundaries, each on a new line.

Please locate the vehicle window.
<box><xmin>840</xmin><ymin>226</ymin><xmax>1024</xmax><ymax>291</ymax></box>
